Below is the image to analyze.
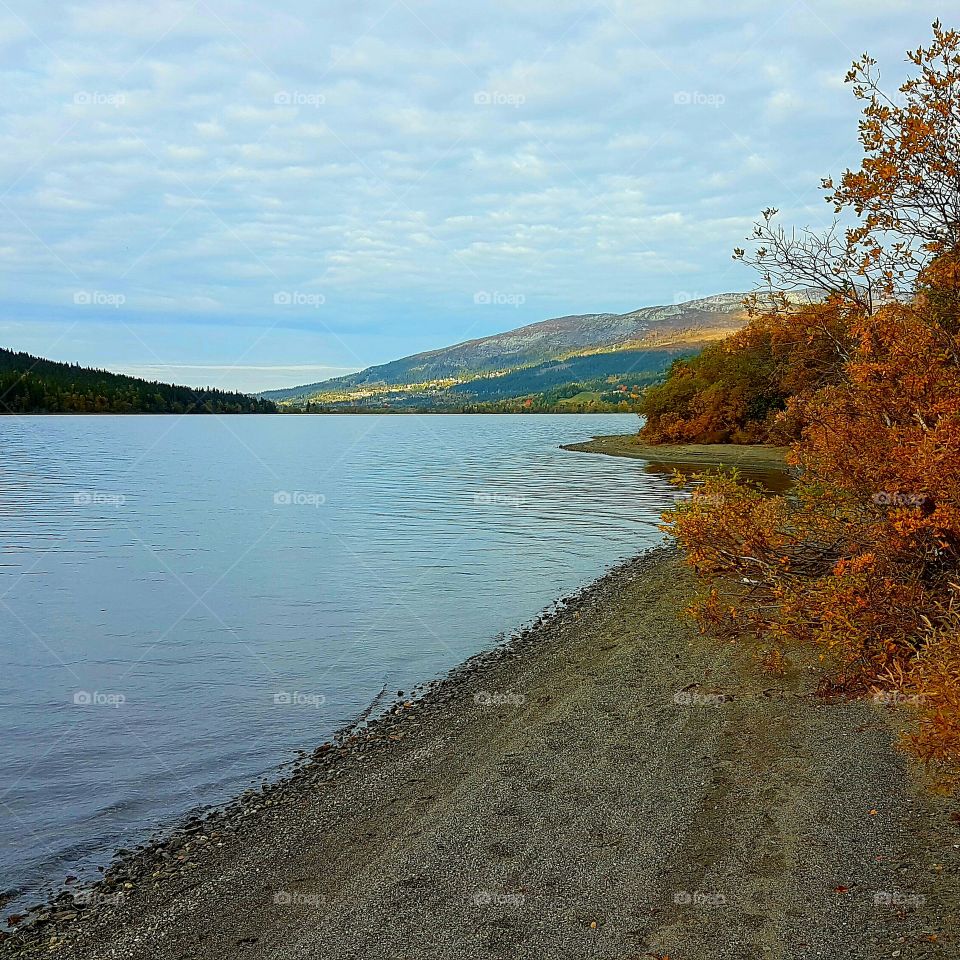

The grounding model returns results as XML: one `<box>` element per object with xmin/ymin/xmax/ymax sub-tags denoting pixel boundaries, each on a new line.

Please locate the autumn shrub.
<box><xmin>638</xmin><ymin>297</ymin><xmax>850</xmax><ymax>445</ymax></box>
<box><xmin>662</xmin><ymin>22</ymin><xmax>960</xmax><ymax>780</ymax></box>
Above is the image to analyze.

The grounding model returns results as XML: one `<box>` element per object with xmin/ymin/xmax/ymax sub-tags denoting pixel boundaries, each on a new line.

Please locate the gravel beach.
<box><xmin>3</xmin><ymin>546</ymin><xmax>958</xmax><ymax>959</ymax></box>
<box><xmin>559</xmin><ymin>435</ymin><xmax>790</xmax><ymax>470</ymax></box>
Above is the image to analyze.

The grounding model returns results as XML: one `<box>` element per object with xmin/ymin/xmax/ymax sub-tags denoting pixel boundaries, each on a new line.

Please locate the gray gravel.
<box><xmin>3</xmin><ymin>546</ymin><xmax>958</xmax><ymax>959</ymax></box>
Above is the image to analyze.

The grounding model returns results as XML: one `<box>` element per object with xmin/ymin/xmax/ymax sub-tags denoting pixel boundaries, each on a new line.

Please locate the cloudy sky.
<box><xmin>0</xmin><ymin>1</ymin><xmax>946</xmax><ymax>391</ymax></box>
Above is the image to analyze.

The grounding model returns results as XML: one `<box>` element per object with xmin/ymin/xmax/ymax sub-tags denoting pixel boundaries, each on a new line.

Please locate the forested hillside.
<box><xmin>297</xmin><ymin>346</ymin><xmax>692</xmax><ymax>412</ymax></box>
<box><xmin>262</xmin><ymin>293</ymin><xmax>751</xmax><ymax>407</ymax></box>
<box><xmin>0</xmin><ymin>349</ymin><xmax>277</xmax><ymax>414</ymax></box>
<box><xmin>636</xmin><ymin>301</ymin><xmax>845</xmax><ymax>443</ymax></box>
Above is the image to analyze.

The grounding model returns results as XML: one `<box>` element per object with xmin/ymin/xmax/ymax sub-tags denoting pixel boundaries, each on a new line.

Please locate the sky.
<box><xmin>0</xmin><ymin>0</ymin><xmax>948</xmax><ymax>392</ymax></box>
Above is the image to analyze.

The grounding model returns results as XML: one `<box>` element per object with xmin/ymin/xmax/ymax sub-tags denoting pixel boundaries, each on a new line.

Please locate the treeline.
<box><xmin>293</xmin><ymin>371</ymin><xmax>662</xmax><ymax>414</ymax></box>
<box><xmin>287</xmin><ymin>346</ymin><xmax>686</xmax><ymax>412</ymax></box>
<box><xmin>447</xmin><ymin>348</ymin><xmax>688</xmax><ymax>402</ymax></box>
<box><xmin>662</xmin><ymin>23</ymin><xmax>960</xmax><ymax>784</ymax></box>
<box><xmin>450</xmin><ymin>375</ymin><xmax>656</xmax><ymax>412</ymax></box>
<box><xmin>0</xmin><ymin>349</ymin><xmax>277</xmax><ymax>414</ymax></box>
<box><xmin>637</xmin><ymin>301</ymin><xmax>846</xmax><ymax>443</ymax></box>
<box><xmin>296</xmin><ymin>404</ymin><xmax>636</xmax><ymax>414</ymax></box>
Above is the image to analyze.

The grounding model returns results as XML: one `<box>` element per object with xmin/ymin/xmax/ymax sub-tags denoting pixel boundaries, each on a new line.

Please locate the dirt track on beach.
<box><xmin>4</xmin><ymin>547</ymin><xmax>959</xmax><ymax>959</ymax></box>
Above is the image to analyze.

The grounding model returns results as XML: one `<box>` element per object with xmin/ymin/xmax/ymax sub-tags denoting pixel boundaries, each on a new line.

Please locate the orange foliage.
<box><xmin>638</xmin><ymin>297</ymin><xmax>852</xmax><ymax>445</ymax></box>
<box><xmin>663</xmin><ymin>22</ymin><xmax>960</xmax><ymax>781</ymax></box>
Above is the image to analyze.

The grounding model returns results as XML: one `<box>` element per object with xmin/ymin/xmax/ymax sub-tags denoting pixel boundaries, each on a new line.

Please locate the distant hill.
<box><xmin>263</xmin><ymin>293</ymin><xmax>754</xmax><ymax>410</ymax></box>
<box><xmin>0</xmin><ymin>348</ymin><xmax>278</xmax><ymax>414</ymax></box>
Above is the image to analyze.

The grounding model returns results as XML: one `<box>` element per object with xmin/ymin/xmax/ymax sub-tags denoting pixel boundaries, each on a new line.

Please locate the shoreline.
<box><xmin>562</xmin><ymin>433</ymin><xmax>793</xmax><ymax>492</ymax></box>
<box><xmin>4</xmin><ymin>545</ymin><xmax>957</xmax><ymax>958</ymax></box>
<box><xmin>561</xmin><ymin>433</ymin><xmax>790</xmax><ymax>470</ymax></box>
<box><xmin>1</xmin><ymin>409</ymin><xmax>645</xmax><ymax>416</ymax></box>
<box><xmin>2</xmin><ymin>551</ymin><xmax>667</xmax><ymax>950</ymax></box>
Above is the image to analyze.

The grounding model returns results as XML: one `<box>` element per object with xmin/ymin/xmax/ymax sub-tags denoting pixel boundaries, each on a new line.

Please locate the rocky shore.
<box><xmin>2</xmin><ymin>546</ymin><xmax>959</xmax><ymax>959</ymax></box>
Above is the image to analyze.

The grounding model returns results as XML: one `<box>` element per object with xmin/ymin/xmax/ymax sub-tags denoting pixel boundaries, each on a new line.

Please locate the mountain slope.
<box><xmin>264</xmin><ymin>293</ymin><xmax>753</xmax><ymax>409</ymax></box>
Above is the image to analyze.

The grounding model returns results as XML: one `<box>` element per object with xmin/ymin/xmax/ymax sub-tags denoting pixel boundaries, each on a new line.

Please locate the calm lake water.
<box><xmin>0</xmin><ymin>413</ymin><xmax>683</xmax><ymax>908</ymax></box>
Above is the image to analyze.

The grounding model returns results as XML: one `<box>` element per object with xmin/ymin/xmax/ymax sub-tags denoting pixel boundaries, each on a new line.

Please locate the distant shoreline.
<box><xmin>1</xmin><ymin>408</ymin><xmax>643</xmax><ymax>416</ymax></box>
<box><xmin>273</xmin><ymin>407</ymin><xmax>645</xmax><ymax>415</ymax></box>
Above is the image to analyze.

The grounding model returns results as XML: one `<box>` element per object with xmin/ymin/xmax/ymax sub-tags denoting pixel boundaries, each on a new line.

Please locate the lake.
<box><xmin>0</xmin><ymin>413</ymin><xmax>682</xmax><ymax>909</ymax></box>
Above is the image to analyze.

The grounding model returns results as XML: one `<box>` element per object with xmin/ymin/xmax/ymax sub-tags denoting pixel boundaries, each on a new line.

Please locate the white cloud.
<box><xmin>0</xmin><ymin>0</ymin><xmax>948</xmax><ymax>388</ymax></box>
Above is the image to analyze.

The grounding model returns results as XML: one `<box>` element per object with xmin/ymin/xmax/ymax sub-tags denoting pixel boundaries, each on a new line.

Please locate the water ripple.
<box><xmin>0</xmin><ymin>413</ymin><xmax>681</xmax><ymax>906</ymax></box>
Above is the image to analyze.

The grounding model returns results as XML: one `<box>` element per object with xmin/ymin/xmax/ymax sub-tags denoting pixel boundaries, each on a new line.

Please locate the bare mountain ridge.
<box><xmin>262</xmin><ymin>292</ymin><xmax>753</xmax><ymax>402</ymax></box>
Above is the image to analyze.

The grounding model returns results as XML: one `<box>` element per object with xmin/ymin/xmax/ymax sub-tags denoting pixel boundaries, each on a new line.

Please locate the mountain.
<box><xmin>0</xmin><ymin>348</ymin><xmax>278</xmax><ymax>414</ymax></box>
<box><xmin>263</xmin><ymin>293</ymin><xmax>753</xmax><ymax>411</ymax></box>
